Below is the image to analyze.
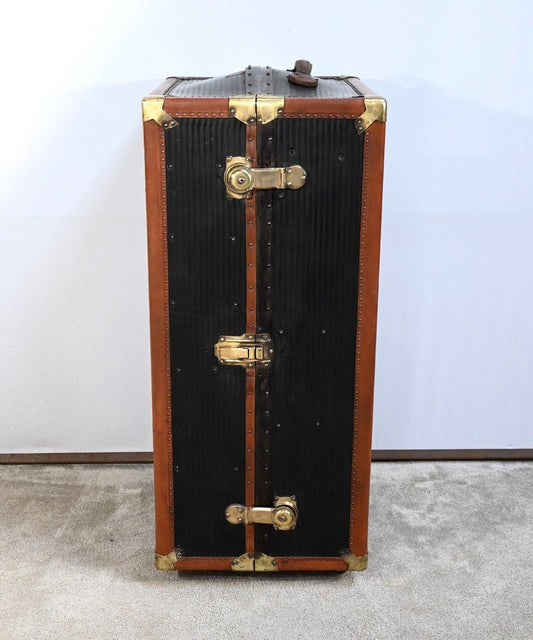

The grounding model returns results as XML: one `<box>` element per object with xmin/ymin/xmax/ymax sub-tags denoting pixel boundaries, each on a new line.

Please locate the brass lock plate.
<box><xmin>225</xmin><ymin>496</ymin><xmax>298</xmax><ymax>531</ymax></box>
<box><xmin>214</xmin><ymin>333</ymin><xmax>273</xmax><ymax>368</ymax></box>
<box><xmin>224</xmin><ymin>156</ymin><xmax>306</xmax><ymax>199</ymax></box>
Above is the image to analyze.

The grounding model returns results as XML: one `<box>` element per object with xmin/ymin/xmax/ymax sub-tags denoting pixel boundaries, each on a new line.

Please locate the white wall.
<box><xmin>1</xmin><ymin>0</ymin><xmax>532</xmax><ymax>452</ymax></box>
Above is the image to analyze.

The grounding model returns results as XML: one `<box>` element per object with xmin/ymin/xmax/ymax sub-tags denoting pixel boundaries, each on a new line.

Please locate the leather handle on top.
<box><xmin>288</xmin><ymin>60</ymin><xmax>319</xmax><ymax>88</ymax></box>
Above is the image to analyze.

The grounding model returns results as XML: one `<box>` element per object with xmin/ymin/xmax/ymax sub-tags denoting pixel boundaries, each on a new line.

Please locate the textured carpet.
<box><xmin>0</xmin><ymin>462</ymin><xmax>531</xmax><ymax>639</ymax></box>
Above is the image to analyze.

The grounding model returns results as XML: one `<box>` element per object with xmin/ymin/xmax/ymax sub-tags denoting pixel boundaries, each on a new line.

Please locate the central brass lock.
<box><xmin>225</xmin><ymin>496</ymin><xmax>298</xmax><ymax>531</ymax></box>
<box><xmin>214</xmin><ymin>333</ymin><xmax>273</xmax><ymax>368</ymax></box>
<box><xmin>224</xmin><ymin>156</ymin><xmax>307</xmax><ymax>199</ymax></box>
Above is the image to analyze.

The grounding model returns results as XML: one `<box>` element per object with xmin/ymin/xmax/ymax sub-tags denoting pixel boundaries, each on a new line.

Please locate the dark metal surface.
<box><xmin>261</xmin><ymin>119</ymin><xmax>364</xmax><ymax>557</ymax></box>
<box><xmin>165</xmin><ymin>66</ymin><xmax>359</xmax><ymax>98</ymax></box>
<box><xmin>166</xmin><ymin>119</ymin><xmax>247</xmax><ymax>557</ymax></box>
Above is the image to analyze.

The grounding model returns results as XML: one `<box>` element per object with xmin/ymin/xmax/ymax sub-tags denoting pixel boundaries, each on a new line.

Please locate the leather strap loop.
<box><xmin>288</xmin><ymin>60</ymin><xmax>319</xmax><ymax>88</ymax></box>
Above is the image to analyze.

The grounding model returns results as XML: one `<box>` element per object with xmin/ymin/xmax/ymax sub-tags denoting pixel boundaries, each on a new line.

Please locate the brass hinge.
<box><xmin>229</xmin><ymin>95</ymin><xmax>285</xmax><ymax>125</ymax></box>
<box><xmin>214</xmin><ymin>333</ymin><xmax>273</xmax><ymax>368</ymax></box>
<box><xmin>256</xmin><ymin>95</ymin><xmax>284</xmax><ymax>124</ymax></box>
<box><xmin>142</xmin><ymin>95</ymin><xmax>179</xmax><ymax>129</ymax></box>
<box><xmin>355</xmin><ymin>96</ymin><xmax>387</xmax><ymax>134</ymax></box>
<box><xmin>225</xmin><ymin>496</ymin><xmax>298</xmax><ymax>531</ymax></box>
<box><xmin>231</xmin><ymin>552</ymin><xmax>279</xmax><ymax>572</ymax></box>
<box><xmin>224</xmin><ymin>156</ymin><xmax>306</xmax><ymax>199</ymax></box>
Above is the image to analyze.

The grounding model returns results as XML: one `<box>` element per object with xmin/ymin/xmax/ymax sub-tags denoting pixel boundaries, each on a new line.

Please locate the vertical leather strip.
<box><xmin>245</xmin><ymin>369</ymin><xmax>255</xmax><ymax>552</ymax></box>
<box><xmin>244</xmin><ymin>117</ymin><xmax>258</xmax><ymax>553</ymax></box>
<box><xmin>254</xmin><ymin>121</ymin><xmax>275</xmax><ymax>553</ymax></box>
<box><xmin>349</xmin><ymin>121</ymin><xmax>385</xmax><ymax>556</ymax></box>
<box><xmin>143</xmin><ymin>119</ymin><xmax>174</xmax><ymax>556</ymax></box>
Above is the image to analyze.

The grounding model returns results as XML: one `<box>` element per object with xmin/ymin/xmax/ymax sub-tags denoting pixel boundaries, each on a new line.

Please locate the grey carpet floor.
<box><xmin>0</xmin><ymin>462</ymin><xmax>531</xmax><ymax>640</ymax></box>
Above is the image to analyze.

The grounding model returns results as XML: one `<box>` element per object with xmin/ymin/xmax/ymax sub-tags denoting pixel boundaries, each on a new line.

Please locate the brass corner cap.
<box><xmin>340</xmin><ymin>550</ymin><xmax>368</xmax><ymax>571</ymax></box>
<box><xmin>142</xmin><ymin>95</ymin><xmax>179</xmax><ymax>129</ymax></box>
<box><xmin>154</xmin><ymin>548</ymin><xmax>179</xmax><ymax>570</ymax></box>
<box><xmin>356</xmin><ymin>96</ymin><xmax>387</xmax><ymax>134</ymax></box>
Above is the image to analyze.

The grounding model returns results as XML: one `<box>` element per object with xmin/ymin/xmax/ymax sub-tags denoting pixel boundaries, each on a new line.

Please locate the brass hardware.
<box><xmin>154</xmin><ymin>548</ymin><xmax>180</xmax><ymax>570</ymax></box>
<box><xmin>355</xmin><ymin>96</ymin><xmax>387</xmax><ymax>134</ymax></box>
<box><xmin>142</xmin><ymin>95</ymin><xmax>179</xmax><ymax>129</ymax></box>
<box><xmin>229</xmin><ymin>96</ymin><xmax>256</xmax><ymax>124</ymax></box>
<box><xmin>256</xmin><ymin>95</ymin><xmax>285</xmax><ymax>123</ymax></box>
<box><xmin>224</xmin><ymin>156</ymin><xmax>306</xmax><ymax>199</ymax></box>
<box><xmin>228</xmin><ymin>95</ymin><xmax>285</xmax><ymax>125</ymax></box>
<box><xmin>214</xmin><ymin>333</ymin><xmax>273</xmax><ymax>368</ymax></box>
<box><xmin>340</xmin><ymin>550</ymin><xmax>368</xmax><ymax>571</ymax></box>
<box><xmin>225</xmin><ymin>496</ymin><xmax>298</xmax><ymax>531</ymax></box>
<box><xmin>231</xmin><ymin>553</ymin><xmax>279</xmax><ymax>572</ymax></box>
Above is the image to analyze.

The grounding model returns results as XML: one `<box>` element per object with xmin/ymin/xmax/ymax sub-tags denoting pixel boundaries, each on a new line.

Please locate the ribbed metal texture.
<box><xmin>168</xmin><ymin>73</ymin><xmax>245</xmax><ymax>97</ymax></box>
<box><xmin>264</xmin><ymin>118</ymin><xmax>363</xmax><ymax>557</ymax></box>
<box><xmin>271</xmin><ymin>70</ymin><xmax>358</xmax><ymax>97</ymax></box>
<box><xmin>166</xmin><ymin>119</ymin><xmax>247</xmax><ymax>557</ymax></box>
<box><xmin>166</xmin><ymin>68</ymin><xmax>359</xmax><ymax>98</ymax></box>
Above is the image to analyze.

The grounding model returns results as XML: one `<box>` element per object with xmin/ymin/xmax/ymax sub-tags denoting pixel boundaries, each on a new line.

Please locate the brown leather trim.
<box><xmin>349</xmin><ymin>121</ymin><xmax>386</xmax><ymax>556</ymax></box>
<box><xmin>174</xmin><ymin>557</ymin><xmax>347</xmax><ymax>571</ymax></box>
<box><xmin>276</xmin><ymin>557</ymin><xmax>348</xmax><ymax>571</ymax></box>
<box><xmin>163</xmin><ymin>97</ymin><xmax>230</xmax><ymax>117</ymax></box>
<box><xmin>2</xmin><ymin>449</ymin><xmax>531</xmax><ymax>465</ymax></box>
<box><xmin>144</xmin><ymin>119</ymin><xmax>174</xmax><ymax>557</ymax></box>
<box><xmin>174</xmin><ymin>557</ymin><xmax>235</xmax><ymax>571</ymax></box>
<box><xmin>148</xmin><ymin>77</ymin><xmax>180</xmax><ymax>96</ymax></box>
<box><xmin>245</xmin><ymin>369</ymin><xmax>255</xmax><ymax>553</ymax></box>
<box><xmin>282</xmin><ymin>97</ymin><xmax>365</xmax><ymax>118</ymax></box>
<box><xmin>344</xmin><ymin>78</ymin><xmax>377</xmax><ymax>98</ymax></box>
<box><xmin>175</xmin><ymin>557</ymin><xmax>347</xmax><ymax>571</ymax></box>
<box><xmin>244</xmin><ymin>120</ymin><xmax>258</xmax><ymax>553</ymax></box>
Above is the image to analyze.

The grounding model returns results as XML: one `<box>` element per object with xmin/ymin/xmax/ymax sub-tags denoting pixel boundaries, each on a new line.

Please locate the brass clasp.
<box><xmin>214</xmin><ymin>333</ymin><xmax>273</xmax><ymax>368</ymax></box>
<box><xmin>225</xmin><ymin>497</ymin><xmax>298</xmax><ymax>531</ymax></box>
<box><xmin>224</xmin><ymin>156</ymin><xmax>306</xmax><ymax>199</ymax></box>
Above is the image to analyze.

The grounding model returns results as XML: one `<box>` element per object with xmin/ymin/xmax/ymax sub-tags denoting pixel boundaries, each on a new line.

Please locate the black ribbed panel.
<box><xmin>264</xmin><ymin>119</ymin><xmax>363</xmax><ymax>557</ymax></box>
<box><xmin>166</xmin><ymin>119</ymin><xmax>246</xmax><ymax>557</ymax></box>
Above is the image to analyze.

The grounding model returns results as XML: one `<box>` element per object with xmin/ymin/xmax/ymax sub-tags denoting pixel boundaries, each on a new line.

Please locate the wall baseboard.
<box><xmin>0</xmin><ymin>449</ymin><xmax>531</xmax><ymax>465</ymax></box>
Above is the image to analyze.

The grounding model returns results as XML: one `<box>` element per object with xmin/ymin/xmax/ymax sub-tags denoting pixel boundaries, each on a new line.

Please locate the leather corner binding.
<box><xmin>142</xmin><ymin>95</ymin><xmax>179</xmax><ymax>129</ymax></box>
<box><xmin>154</xmin><ymin>549</ymin><xmax>179</xmax><ymax>570</ymax></box>
<box><xmin>340</xmin><ymin>550</ymin><xmax>368</xmax><ymax>571</ymax></box>
<box><xmin>355</xmin><ymin>97</ymin><xmax>387</xmax><ymax>134</ymax></box>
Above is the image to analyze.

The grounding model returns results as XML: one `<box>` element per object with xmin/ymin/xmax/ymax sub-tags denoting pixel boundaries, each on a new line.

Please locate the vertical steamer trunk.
<box><xmin>142</xmin><ymin>61</ymin><xmax>386</xmax><ymax>572</ymax></box>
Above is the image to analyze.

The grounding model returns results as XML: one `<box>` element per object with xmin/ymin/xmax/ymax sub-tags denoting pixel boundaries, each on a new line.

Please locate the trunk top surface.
<box><xmin>162</xmin><ymin>66</ymin><xmax>363</xmax><ymax>98</ymax></box>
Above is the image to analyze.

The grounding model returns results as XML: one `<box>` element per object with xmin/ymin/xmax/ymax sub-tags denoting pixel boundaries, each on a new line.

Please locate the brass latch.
<box><xmin>214</xmin><ymin>333</ymin><xmax>273</xmax><ymax>368</ymax></box>
<box><xmin>224</xmin><ymin>156</ymin><xmax>306</xmax><ymax>199</ymax></box>
<box><xmin>225</xmin><ymin>497</ymin><xmax>298</xmax><ymax>531</ymax></box>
